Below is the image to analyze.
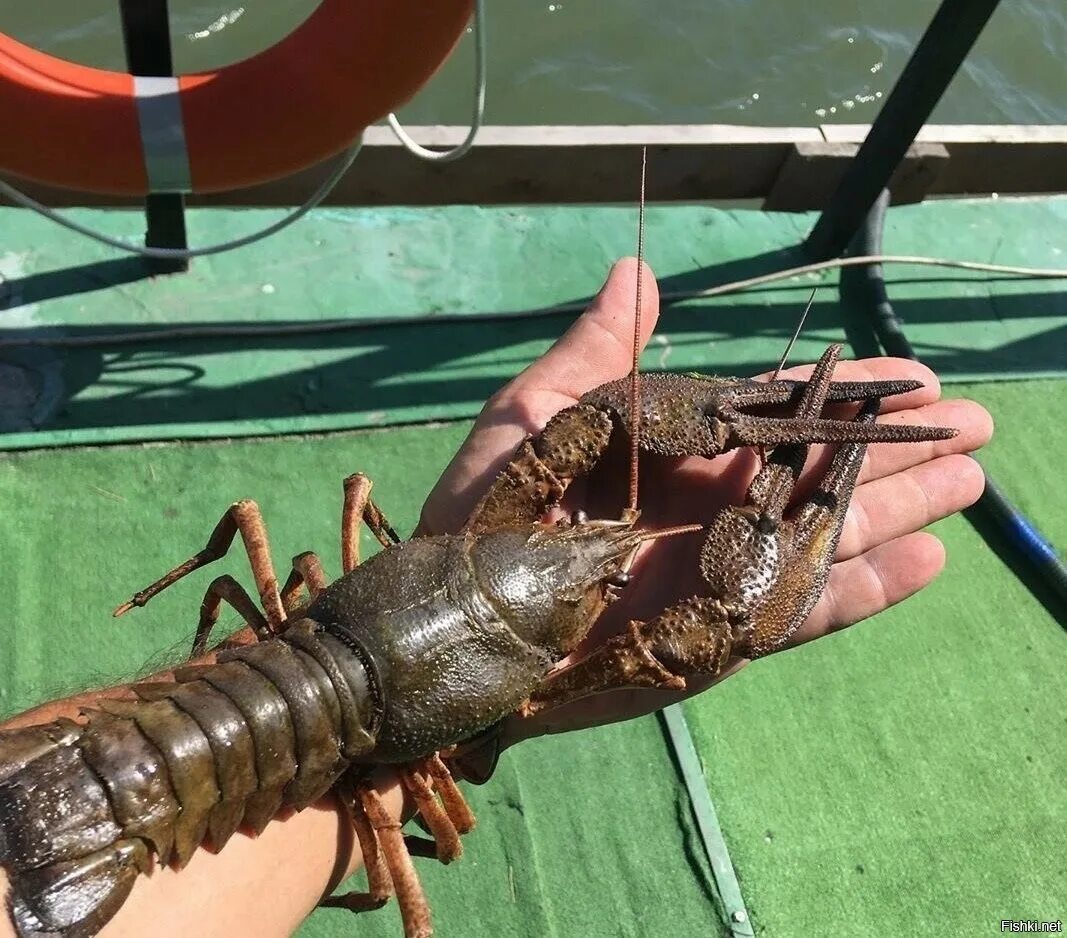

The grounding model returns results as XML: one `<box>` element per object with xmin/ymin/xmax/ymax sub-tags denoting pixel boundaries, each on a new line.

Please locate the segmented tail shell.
<box><xmin>0</xmin><ymin>625</ymin><xmax>377</xmax><ymax>936</ymax></box>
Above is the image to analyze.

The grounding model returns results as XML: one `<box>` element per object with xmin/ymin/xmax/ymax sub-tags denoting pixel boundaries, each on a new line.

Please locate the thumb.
<box><xmin>511</xmin><ymin>256</ymin><xmax>660</xmax><ymax>400</ymax></box>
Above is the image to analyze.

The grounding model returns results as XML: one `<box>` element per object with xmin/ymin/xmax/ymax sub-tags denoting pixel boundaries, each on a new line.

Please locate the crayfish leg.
<box><xmin>398</xmin><ymin>754</ymin><xmax>476</xmax><ymax>865</ymax></box>
<box><xmin>325</xmin><ymin>758</ymin><xmax>475</xmax><ymax>938</ymax></box>
<box><xmin>357</xmin><ymin>783</ymin><xmax>430</xmax><ymax>938</ymax></box>
<box><xmin>399</xmin><ymin>766</ymin><xmax>463</xmax><ymax>864</ymax></box>
<box><xmin>280</xmin><ymin>551</ymin><xmax>329</xmax><ymax>613</ymax></box>
<box><xmin>519</xmin><ymin>613</ymin><xmax>717</xmax><ymax>718</ymax></box>
<box><xmin>342</xmin><ymin>473</ymin><xmax>401</xmax><ymax>573</ymax></box>
<box><xmin>193</xmin><ymin>574</ymin><xmax>271</xmax><ymax>658</ymax></box>
<box><xmin>323</xmin><ymin>780</ymin><xmax>393</xmax><ymax>913</ymax></box>
<box><xmin>423</xmin><ymin>754</ymin><xmax>476</xmax><ymax>834</ymax></box>
<box><xmin>114</xmin><ymin>498</ymin><xmax>287</xmax><ymax>628</ymax></box>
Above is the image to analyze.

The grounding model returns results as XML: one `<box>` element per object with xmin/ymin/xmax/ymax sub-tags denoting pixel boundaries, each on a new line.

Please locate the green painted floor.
<box><xmin>1</xmin><ymin>198</ymin><xmax>1065</xmax><ymax>937</ymax></box>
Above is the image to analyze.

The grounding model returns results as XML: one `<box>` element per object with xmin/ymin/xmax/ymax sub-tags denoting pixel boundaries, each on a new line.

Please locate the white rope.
<box><xmin>660</xmin><ymin>253</ymin><xmax>1067</xmax><ymax>301</ymax></box>
<box><xmin>0</xmin><ymin>140</ymin><xmax>362</xmax><ymax>260</ymax></box>
<box><xmin>0</xmin><ymin>0</ymin><xmax>487</xmax><ymax>256</ymax></box>
<box><xmin>386</xmin><ymin>0</ymin><xmax>486</xmax><ymax>162</ymax></box>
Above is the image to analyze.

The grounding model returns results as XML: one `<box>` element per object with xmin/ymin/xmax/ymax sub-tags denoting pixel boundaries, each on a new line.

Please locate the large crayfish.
<box><xmin>0</xmin><ymin>342</ymin><xmax>955</xmax><ymax>938</ymax></box>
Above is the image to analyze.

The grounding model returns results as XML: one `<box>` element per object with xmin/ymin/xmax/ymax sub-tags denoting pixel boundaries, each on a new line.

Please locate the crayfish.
<box><xmin>0</xmin><ymin>318</ymin><xmax>956</xmax><ymax>936</ymax></box>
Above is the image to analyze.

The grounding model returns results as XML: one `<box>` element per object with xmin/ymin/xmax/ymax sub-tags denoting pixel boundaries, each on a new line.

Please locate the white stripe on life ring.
<box><xmin>133</xmin><ymin>76</ymin><xmax>192</xmax><ymax>193</ymax></box>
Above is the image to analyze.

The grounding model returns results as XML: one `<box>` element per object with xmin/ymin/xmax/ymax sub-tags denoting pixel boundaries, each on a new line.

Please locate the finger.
<box><xmin>767</xmin><ymin>356</ymin><xmax>943</xmax><ymax>412</ymax></box>
<box><xmin>417</xmin><ymin>258</ymin><xmax>657</xmax><ymax>535</ymax></box>
<box><xmin>790</xmin><ymin>531</ymin><xmax>947</xmax><ymax>644</ymax></box>
<box><xmin>835</xmin><ymin>454</ymin><xmax>985</xmax><ymax>561</ymax></box>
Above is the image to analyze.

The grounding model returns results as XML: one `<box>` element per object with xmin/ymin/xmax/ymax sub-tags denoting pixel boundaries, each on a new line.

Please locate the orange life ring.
<box><xmin>0</xmin><ymin>0</ymin><xmax>474</xmax><ymax>196</ymax></box>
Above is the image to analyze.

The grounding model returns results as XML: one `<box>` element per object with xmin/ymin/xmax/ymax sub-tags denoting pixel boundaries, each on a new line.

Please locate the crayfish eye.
<box><xmin>607</xmin><ymin>571</ymin><xmax>631</xmax><ymax>589</ymax></box>
<box><xmin>570</xmin><ymin>509</ymin><xmax>589</xmax><ymax>526</ymax></box>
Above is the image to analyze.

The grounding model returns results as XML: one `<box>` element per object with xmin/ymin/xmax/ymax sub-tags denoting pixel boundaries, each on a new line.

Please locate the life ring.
<box><xmin>0</xmin><ymin>0</ymin><xmax>473</xmax><ymax>196</ymax></box>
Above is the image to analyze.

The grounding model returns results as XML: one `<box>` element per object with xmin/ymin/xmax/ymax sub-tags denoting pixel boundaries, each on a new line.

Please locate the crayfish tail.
<box><xmin>0</xmin><ymin>723</ymin><xmax>150</xmax><ymax>937</ymax></box>
<box><xmin>7</xmin><ymin>839</ymin><xmax>149</xmax><ymax>938</ymax></box>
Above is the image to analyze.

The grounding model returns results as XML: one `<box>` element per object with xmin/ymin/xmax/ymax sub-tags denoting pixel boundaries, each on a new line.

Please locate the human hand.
<box><xmin>418</xmin><ymin>258</ymin><xmax>993</xmax><ymax>750</ymax></box>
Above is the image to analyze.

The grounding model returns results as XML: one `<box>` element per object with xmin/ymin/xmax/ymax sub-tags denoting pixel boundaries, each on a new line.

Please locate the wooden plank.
<box><xmin>822</xmin><ymin>123</ymin><xmax>1067</xmax><ymax>144</ymax></box>
<box><xmin>1</xmin><ymin>125</ymin><xmax>1065</xmax><ymax>208</ymax></box>
<box><xmin>763</xmin><ymin>141</ymin><xmax>949</xmax><ymax>211</ymax></box>
<box><xmin>821</xmin><ymin>125</ymin><xmax>1067</xmax><ymax>194</ymax></box>
<box><xmin>359</xmin><ymin>124</ymin><xmax>824</xmax><ymax>145</ymax></box>
<box><xmin>932</xmin><ymin>142</ymin><xmax>1067</xmax><ymax>195</ymax></box>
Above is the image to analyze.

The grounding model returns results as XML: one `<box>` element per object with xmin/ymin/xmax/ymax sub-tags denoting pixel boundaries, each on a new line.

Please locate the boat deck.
<box><xmin>1</xmin><ymin>195</ymin><xmax>1064</xmax><ymax>937</ymax></box>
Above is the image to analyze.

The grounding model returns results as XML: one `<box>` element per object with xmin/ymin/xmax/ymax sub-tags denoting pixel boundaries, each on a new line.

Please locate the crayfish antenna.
<box><xmin>771</xmin><ymin>284</ymin><xmax>819</xmax><ymax>382</ymax></box>
<box><xmin>636</xmin><ymin>522</ymin><xmax>705</xmax><ymax>544</ymax></box>
<box><xmin>624</xmin><ymin>145</ymin><xmax>648</xmax><ymax>525</ymax></box>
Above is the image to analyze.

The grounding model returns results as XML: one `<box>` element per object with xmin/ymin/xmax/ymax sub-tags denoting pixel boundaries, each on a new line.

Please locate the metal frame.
<box><xmin>47</xmin><ymin>0</ymin><xmax>1030</xmax><ymax>280</ymax></box>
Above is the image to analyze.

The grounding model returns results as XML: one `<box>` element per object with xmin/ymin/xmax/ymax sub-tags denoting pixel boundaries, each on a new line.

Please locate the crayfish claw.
<box><xmin>579</xmin><ymin>344</ymin><xmax>954</xmax><ymax>460</ymax></box>
<box><xmin>729</xmin><ymin>411</ymin><xmax>958</xmax><ymax>449</ymax></box>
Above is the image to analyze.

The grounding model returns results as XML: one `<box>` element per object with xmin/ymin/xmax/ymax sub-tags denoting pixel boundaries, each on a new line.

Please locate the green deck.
<box><xmin>1</xmin><ymin>197</ymin><xmax>1064</xmax><ymax>937</ymax></box>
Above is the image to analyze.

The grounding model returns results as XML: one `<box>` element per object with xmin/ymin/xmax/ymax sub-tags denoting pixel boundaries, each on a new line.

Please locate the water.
<box><xmin>1</xmin><ymin>1</ymin><xmax>1064</xmax><ymax>125</ymax></box>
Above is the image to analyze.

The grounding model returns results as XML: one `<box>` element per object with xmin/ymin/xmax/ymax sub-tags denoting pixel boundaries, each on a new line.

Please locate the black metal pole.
<box><xmin>119</xmin><ymin>0</ymin><xmax>189</xmax><ymax>273</ymax></box>
<box><xmin>805</xmin><ymin>0</ymin><xmax>1003</xmax><ymax>261</ymax></box>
